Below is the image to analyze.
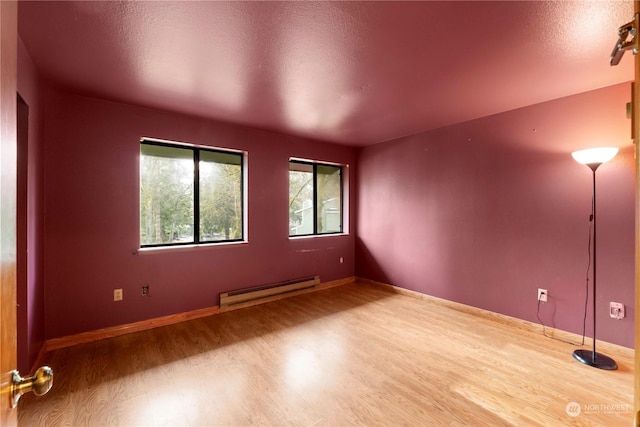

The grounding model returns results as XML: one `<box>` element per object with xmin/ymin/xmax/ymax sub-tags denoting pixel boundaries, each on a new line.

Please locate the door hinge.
<box><xmin>611</xmin><ymin>13</ymin><xmax>639</xmax><ymax>66</ymax></box>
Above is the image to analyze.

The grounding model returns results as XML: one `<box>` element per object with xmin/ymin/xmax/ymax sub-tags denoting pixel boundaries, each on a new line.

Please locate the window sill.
<box><xmin>288</xmin><ymin>233</ymin><xmax>349</xmax><ymax>241</ymax></box>
<box><xmin>137</xmin><ymin>240</ymin><xmax>248</xmax><ymax>255</ymax></box>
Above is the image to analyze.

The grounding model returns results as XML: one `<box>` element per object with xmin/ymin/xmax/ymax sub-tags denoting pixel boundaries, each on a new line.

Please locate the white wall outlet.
<box><xmin>340</xmin><ymin>257</ymin><xmax>344</xmax><ymax>264</ymax></box>
<box><xmin>537</xmin><ymin>288</ymin><xmax>548</xmax><ymax>302</ymax></box>
<box><xmin>114</xmin><ymin>288</ymin><xmax>123</xmax><ymax>302</ymax></box>
<box><xmin>610</xmin><ymin>302</ymin><xmax>625</xmax><ymax>320</ymax></box>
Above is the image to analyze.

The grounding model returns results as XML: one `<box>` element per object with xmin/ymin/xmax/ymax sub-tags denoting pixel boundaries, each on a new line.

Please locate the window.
<box><xmin>140</xmin><ymin>139</ymin><xmax>244</xmax><ymax>247</ymax></box>
<box><xmin>289</xmin><ymin>160</ymin><xmax>343</xmax><ymax>236</ymax></box>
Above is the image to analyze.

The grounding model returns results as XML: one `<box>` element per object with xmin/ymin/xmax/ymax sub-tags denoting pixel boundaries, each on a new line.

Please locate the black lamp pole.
<box><xmin>572</xmin><ymin>162</ymin><xmax>617</xmax><ymax>370</ymax></box>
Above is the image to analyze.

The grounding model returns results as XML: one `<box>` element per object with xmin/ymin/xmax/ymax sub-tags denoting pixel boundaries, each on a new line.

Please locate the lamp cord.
<box><xmin>536</xmin><ymin>301</ymin><xmax>584</xmax><ymax>346</ymax></box>
<box><xmin>580</xmin><ymin>201</ymin><xmax>594</xmax><ymax>346</ymax></box>
<box><xmin>536</xmin><ymin>199</ymin><xmax>592</xmax><ymax>346</ymax></box>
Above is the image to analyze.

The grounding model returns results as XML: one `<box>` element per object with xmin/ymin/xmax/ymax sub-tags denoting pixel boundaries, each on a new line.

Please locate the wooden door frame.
<box><xmin>0</xmin><ymin>1</ymin><xmax>18</xmax><ymax>425</ymax></box>
<box><xmin>635</xmin><ymin>4</ymin><xmax>640</xmax><ymax>427</ymax></box>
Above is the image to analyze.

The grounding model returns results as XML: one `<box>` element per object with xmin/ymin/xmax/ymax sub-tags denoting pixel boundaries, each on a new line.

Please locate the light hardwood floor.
<box><xmin>18</xmin><ymin>281</ymin><xmax>634</xmax><ymax>426</ymax></box>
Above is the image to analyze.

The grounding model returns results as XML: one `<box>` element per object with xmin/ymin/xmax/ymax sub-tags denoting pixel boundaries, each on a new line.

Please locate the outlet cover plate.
<box><xmin>609</xmin><ymin>302</ymin><xmax>624</xmax><ymax>319</ymax></box>
<box><xmin>537</xmin><ymin>288</ymin><xmax>548</xmax><ymax>302</ymax></box>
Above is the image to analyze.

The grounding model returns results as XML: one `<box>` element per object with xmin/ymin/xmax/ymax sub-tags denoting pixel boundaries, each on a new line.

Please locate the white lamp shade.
<box><xmin>571</xmin><ymin>147</ymin><xmax>619</xmax><ymax>165</ymax></box>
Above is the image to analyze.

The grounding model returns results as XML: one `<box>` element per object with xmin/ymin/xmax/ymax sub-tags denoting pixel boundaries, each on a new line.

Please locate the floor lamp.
<box><xmin>571</xmin><ymin>147</ymin><xmax>619</xmax><ymax>370</ymax></box>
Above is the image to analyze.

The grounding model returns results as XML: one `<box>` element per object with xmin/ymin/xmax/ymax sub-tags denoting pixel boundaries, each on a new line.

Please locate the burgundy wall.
<box><xmin>16</xmin><ymin>38</ymin><xmax>45</xmax><ymax>373</ymax></box>
<box><xmin>16</xmin><ymin>37</ymin><xmax>636</xmax><ymax>351</ymax></box>
<box><xmin>42</xmin><ymin>89</ymin><xmax>356</xmax><ymax>339</ymax></box>
<box><xmin>356</xmin><ymin>83</ymin><xmax>635</xmax><ymax>348</ymax></box>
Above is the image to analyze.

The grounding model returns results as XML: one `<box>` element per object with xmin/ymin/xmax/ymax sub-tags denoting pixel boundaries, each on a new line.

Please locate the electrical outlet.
<box><xmin>339</xmin><ymin>257</ymin><xmax>344</xmax><ymax>264</ymax></box>
<box><xmin>114</xmin><ymin>288</ymin><xmax>123</xmax><ymax>302</ymax></box>
<box><xmin>142</xmin><ymin>285</ymin><xmax>149</xmax><ymax>296</ymax></box>
<box><xmin>537</xmin><ymin>288</ymin><xmax>548</xmax><ymax>302</ymax></box>
<box><xmin>610</xmin><ymin>302</ymin><xmax>625</xmax><ymax>320</ymax></box>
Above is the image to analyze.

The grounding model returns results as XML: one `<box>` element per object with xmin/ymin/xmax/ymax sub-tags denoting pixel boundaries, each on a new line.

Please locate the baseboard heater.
<box><xmin>220</xmin><ymin>275</ymin><xmax>320</xmax><ymax>310</ymax></box>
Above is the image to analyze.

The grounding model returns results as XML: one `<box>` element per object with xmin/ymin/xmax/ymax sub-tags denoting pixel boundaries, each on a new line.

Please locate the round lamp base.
<box><xmin>572</xmin><ymin>349</ymin><xmax>617</xmax><ymax>370</ymax></box>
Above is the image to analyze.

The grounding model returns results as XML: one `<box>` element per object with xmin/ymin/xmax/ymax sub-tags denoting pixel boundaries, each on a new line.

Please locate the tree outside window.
<box><xmin>140</xmin><ymin>140</ymin><xmax>244</xmax><ymax>247</ymax></box>
<box><xmin>289</xmin><ymin>160</ymin><xmax>342</xmax><ymax>236</ymax></box>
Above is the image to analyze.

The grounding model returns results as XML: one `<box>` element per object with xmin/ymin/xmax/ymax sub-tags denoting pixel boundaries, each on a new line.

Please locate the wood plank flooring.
<box><xmin>18</xmin><ymin>281</ymin><xmax>634</xmax><ymax>426</ymax></box>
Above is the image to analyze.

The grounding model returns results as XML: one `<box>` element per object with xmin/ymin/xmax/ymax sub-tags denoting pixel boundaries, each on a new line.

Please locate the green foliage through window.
<box><xmin>140</xmin><ymin>140</ymin><xmax>243</xmax><ymax>247</ymax></box>
<box><xmin>289</xmin><ymin>160</ymin><xmax>342</xmax><ymax>236</ymax></box>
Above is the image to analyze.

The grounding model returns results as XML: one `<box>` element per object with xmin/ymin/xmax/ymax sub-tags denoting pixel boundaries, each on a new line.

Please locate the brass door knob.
<box><xmin>10</xmin><ymin>366</ymin><xmax>53</xmax><ymax>408</ymax></box>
